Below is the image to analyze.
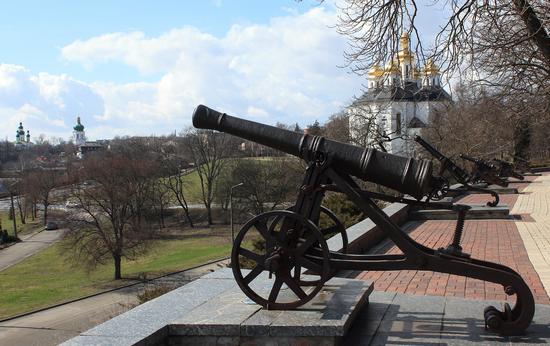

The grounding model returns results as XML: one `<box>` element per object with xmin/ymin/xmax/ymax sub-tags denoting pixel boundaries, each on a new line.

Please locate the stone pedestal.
<box><xmin>63</xmin><ymin>269</ymin><xmax>373</xmax><ymax>346</ymax></box>
<box><xmin>410</xmin><ymin>204</ymin><xmax>510</xmax><ymax>220</ymax></box>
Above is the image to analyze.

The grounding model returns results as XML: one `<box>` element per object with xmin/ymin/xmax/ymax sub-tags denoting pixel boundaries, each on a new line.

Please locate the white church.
<box><xmin>348</xmin><ymin>32</ymin><xmax>451</xmax><ymax>156</ymax></box>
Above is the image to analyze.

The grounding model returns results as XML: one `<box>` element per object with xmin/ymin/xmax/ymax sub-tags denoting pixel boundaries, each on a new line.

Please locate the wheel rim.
<box><xmin>231</xmin><ymin>210</ymin><xmax>330</xmax><ymax>309</ymax></box>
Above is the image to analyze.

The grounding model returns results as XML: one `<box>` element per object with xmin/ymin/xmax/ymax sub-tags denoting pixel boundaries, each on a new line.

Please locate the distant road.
<box><xmin>0</xmin><ymin>229</ymin><xmax>64</xmax><ymax>271</ymax></box>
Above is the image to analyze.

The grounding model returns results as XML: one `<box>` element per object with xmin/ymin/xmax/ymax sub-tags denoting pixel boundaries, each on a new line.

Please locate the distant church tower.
<box><xmin>15</xmin><ymin>122</ymin><xmax>31</xmax><ymax>149</ymax></box>
<box><xmin>73</xmin><ymin>116</ymin><xmax>86</xmax><ymax>146</ymax></box>
<box><xmin>15</xmin><ymin>122</ymin><xmax>25</xmax><ymax>144</ymax></box>
<box><xmin>348</xmin><ymin>32</ymin><xmax>451</xmax><ymax>156</ymax></box>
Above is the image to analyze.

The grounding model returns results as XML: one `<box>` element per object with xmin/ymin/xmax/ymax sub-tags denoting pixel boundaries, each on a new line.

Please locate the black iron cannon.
<box><xmin>414</xmin><ymin>136</ymin><xmax>501</xmax><ymax>207</ymax></box>
<box><xmin>192</xmin><ymin>105</ymin><xmax>534</xmax><ymax>335</ymax></box>
<box><xmin>460</xmin><ymin>154</ymin><xmax>509</xmax><ymax>187</ymax></box>
<box><xmin>493</xmin><ymin>158</ymin><xmax>525</xmax><ymax>181</ymax></box>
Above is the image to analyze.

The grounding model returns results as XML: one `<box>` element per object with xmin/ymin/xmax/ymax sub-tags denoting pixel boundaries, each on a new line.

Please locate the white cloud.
<box><xmin>1</xmin><ymin>6</ymin><xmax>364</xmax><ymax>140</ymax></box>
<box><xmin>0</xmin><ymin>64</ymin><xmax>104</xmax><ymax>141</ymax></box>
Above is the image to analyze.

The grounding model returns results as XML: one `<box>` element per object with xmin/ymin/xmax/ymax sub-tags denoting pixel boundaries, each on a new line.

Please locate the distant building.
<box><xmin>72</xmin><ymin>117</ymin><xmax>107</xmax><ymax>158</ymax></box>
<box><xmin>73</xmin><ymin>116</ymin><xmax>86</xmax><ymax>146</ymax></box>
<box><xmin>348</xmin><ymin>32</ymin><xmax>451</xmax><ymax>156</ymax></box>
<box><xmin>14</xmin><ymin>122</ymin><xmax>31</xmax><ymax>150</ymax></box>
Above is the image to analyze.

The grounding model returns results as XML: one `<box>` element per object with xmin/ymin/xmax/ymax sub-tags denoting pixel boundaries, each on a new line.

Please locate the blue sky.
<box><xmin>0</xmin><ymin>0</ymin><xmax>446</xmax><ymax>142</ymax></box>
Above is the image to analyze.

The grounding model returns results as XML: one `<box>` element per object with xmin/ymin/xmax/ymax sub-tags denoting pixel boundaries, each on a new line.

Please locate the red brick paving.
<box><xmin>356</xmin><ymin>182</ymin><xmax>550</xmax><ymax>305</ymax></box>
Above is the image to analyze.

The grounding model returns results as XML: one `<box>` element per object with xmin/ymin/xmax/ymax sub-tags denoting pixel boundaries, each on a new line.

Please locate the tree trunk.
<box><xmin>43</xmin><ymin>203</ymin><xmax>48</xmax><ymax>226</ymax></box>
<box><xmin>17</xmin><ymin>197</ymin><xmax>26</xmax><ymax>224</ymax></box>
<box><xmin>184</xmin><ymin>208</ymin><xmax>194</xmax><ymax>227</ymax></box>
<box><xmin>114</xmin><ymin>254</ymin><xmax>122</xmax><ymax>280</ymax></box>
<box><xmin>206</xmin><ymin>204</ymin><xmax>213</xmax><ymax>225</ymax></box>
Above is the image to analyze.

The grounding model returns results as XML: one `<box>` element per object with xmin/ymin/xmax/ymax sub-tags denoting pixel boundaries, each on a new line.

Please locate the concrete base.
<box><xmin>410</xmin><ymin>204</ymin><xmax>510</xmax><ymax>220</ymax></box>
<box><xmin>63</xmin><ymin>268</ymin><xmax>373</xmax><ymax>346</ymax></box>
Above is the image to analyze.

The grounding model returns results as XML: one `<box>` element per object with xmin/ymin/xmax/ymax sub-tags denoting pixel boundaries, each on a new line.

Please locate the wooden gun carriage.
<box><xmin>192</xmin><ymin>105</ymin><xmax>534</xmax><ymax>335</ymax></box>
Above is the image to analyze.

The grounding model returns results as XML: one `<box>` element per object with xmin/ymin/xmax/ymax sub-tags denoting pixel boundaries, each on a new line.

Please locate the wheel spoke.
<box><xmin>254</xmin><ymin>220</ymin><xmax>279</xmax><ymax>246</ymax></box>
<box><xmin>283</xmin><ymin>277</ymin><xmax>307</xmax><ymax>299</ymax></box>
<box><xmin>296</xmin><ymin>257</ymin><xmax>323</xmax><ymax>274</ymax></box>
<box><xmin>239</xmin><ymin>248</ymin><xmax>263</xmax><ymax>264</ymax></box>
<box><xmin>293</xmin><ymin>264</ymin><xmax>301</xmax><ymax>279</ymax></box>
<box><xmin>268</xmin><ymin>277</ymin><xmax>284</xmax><ymax>304</ymax></box>
<box><xmin>243</xmin><ymin>265</ymin><xmax>264</xmax><ymax>285</ymax></box>
<box><xmin>294</xmin><ymin>235</ymin><xmax>318</xmax><ymax>256</ymax></box>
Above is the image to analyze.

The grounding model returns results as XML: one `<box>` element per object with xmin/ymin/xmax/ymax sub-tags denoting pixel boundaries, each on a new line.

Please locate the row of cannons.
<box><xmin>193</xmin><ymin>105</ymin><xmax>535</xmax><ymax>336</ymax></box>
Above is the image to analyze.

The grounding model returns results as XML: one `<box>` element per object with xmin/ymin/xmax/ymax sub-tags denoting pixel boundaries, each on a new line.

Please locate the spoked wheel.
<box><xmin>318</xmin><ymin>206</ymin><xmax>348</xmax><ymax>254</ymax></box>
<box><xmin>231</xmin><ymin>210</ymin><xmax>330</xmax><ymax>310</ymax></box>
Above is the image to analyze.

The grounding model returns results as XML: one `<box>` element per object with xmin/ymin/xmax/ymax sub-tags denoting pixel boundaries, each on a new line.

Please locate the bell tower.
<box><xmin>73</xmin><ymin>116</ymin><xmax>86</xmax><ymax>146</ymax></box>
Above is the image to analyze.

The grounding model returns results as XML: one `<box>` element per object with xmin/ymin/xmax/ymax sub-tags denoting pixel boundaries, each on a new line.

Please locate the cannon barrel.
<box><xmin>193</xmin><ymin>105</ymin><xmax>435</xmax><ymax>199</ymax></box>
<box><xmin>414</xmin><ymin>135</ymin><xmax>471</xmax><ymax>183</ymax></box>
<box><xmin>460</xmin><ymin>154</ymin><xmax>496</xmax><ymax>169</ymax></box>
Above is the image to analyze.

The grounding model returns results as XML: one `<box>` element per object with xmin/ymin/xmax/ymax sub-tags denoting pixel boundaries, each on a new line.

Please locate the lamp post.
<box><xmin>230</xmin><ymin>182</ymin><xmax>244</xmax><ymax>244</ymax></box>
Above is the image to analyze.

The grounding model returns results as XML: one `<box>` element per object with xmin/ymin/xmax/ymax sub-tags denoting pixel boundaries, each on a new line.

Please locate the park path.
<box><xmin>511</xmin><ymin>173</ymin><xmax>550</xmax><ymax>298</ymax></box>
<box><xmin>0</xmin><ymin>259</ymin><xmax>229</xmax><ymax>346</ymax></box>
<box><xmin>0</xmin><ymin>229</ymin><xmax>64</xmax><ymax>271</ymax></box>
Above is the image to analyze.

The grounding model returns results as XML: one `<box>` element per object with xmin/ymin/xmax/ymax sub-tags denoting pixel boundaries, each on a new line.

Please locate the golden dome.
<box><xmin>398</xmin><ymin>32</ymin><xmax>413</xmax><ymax>63</ymax></box>
<box><xmin>424</xmin><ymin>59</ymin><xmax>440</xmax><ymax>76</ymax></box>
<box><xmin>399</xmin><ymin>32</ymin><xmax>410</xmax><ymax>48</ymax></box>
<box><xmin>368</xmin><ymin>64</ymin><xmax>384</xmax><ymax>78</ymax></box>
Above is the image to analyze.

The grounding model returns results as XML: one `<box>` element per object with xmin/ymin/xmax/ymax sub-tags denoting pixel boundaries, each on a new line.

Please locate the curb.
<box><xmin>0</xmin><ymin>256</ymin><xmax>230</xmax><ymax>323</ymax></box>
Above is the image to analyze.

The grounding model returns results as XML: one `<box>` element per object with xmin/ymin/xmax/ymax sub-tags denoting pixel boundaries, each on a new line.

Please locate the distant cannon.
<box><xmin>414</xmin><ymin>136</ymin><xmax>501</xmax><ymax>207</ymax></box>
<box><xmin>493</xmin><ymin>158</ymin><xmax>525</xmax><ymax>181</ymax></box>
<box><xmin>192</xmin><ymin>105</ymin><xmax>534</xmax><ymax>335</ymax></box>
<box><xmin>460</xmin><ymin>154</ymin><xmax>508</xmax><ymax>187</ymax></box>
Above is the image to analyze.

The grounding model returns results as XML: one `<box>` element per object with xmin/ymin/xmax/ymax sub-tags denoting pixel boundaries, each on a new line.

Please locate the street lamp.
<box><xmin>230</xmin><ymin>182</ymin><xmax>244</xmax><ymax>244</ymax></box>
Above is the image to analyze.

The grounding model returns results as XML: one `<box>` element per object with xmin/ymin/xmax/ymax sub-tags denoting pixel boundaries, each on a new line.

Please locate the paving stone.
<box><xmin>384</xmin><ymin>293</ymin><xmax>446</xmax><ymax>320</ymax></box>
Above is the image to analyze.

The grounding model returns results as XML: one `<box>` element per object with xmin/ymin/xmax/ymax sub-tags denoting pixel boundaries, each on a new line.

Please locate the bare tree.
<box><xmin>422</xmin><ymin>83</ymin><xmax>515</xmax><ymax>159</ymax></box>
<box><xmin>336</xmin><ymin>0</ymin><xmax>550</xmax><ymax>79</ymax></box>
<box><xmin>23</xmin><ymin>167</ymin><xmax>64</xmax><ymax>225</ymax></box>
<box><xmin>64</xmin><ymin>153</ymin><xmax>155</xmax><ymax>280</ymax></box>
<box><xmin>158</xmin><ymin>141</ymin><xmax>194</xmax><ymax>227</ymax></box>
<box><xmin>184</xmin><ymin>129</ymin><xmax>232</xmax><ymax>225</ymax></box>
<box><xmin>323</xmin><ymin>110</ymin><xmax>350</xmax><ymax>143</ymax></box>
<box><xmin>229</xmin><ymin>157</ymin><xmax>302</xmax><ymax>215</ymax></box>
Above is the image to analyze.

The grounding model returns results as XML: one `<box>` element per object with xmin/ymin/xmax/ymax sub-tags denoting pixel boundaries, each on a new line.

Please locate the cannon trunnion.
<box><xmin>192</xmin><ymin>104</ymin><xmax>535</xmax><ymax>336</ymax></box>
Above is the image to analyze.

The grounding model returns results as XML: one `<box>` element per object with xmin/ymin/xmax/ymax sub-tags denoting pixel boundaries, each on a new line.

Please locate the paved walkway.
<box><xmin>345</xmin><ymin>291</ymin><xmax>550</xmax><ymax>345</ymax></box>
<box><xmin>0</xmin><ymin>229</ymin><xmax>64</xmax><ymax>271</ymax></box>
<box><xmin>357</xmin><ymin>174</ymin><xmax>550</xmax><ymax>305</ymax></box>
<box><xmin>511</xmin><ymin>174</ymin><xmax>550</xmax><ymax>300</ymax></box>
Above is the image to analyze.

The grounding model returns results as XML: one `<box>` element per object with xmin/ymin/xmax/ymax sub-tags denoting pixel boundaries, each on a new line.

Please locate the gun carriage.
<box><xmin>414</xmin><ymin>136</ymin><xmax>502</xmax><ymax>207</ymax></box>
<box><xmin>460</xmin><ymin>154</ymin><xmax>510</xmax><ymax>187</ymax></box>
<box><xmin>493</xmin><ymin>158</ymin><xmax>525</xmax><ymax>181</ymax></box>
<box><xmin>192</xmin><ymin>105</ymin><xmax>534</xmax><ymax>336</ymax></box>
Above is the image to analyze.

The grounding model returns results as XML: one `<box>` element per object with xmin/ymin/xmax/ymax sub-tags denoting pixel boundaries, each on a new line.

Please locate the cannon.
<box><xmin>493</xmin><ymin>158</ymin><xmax>525</xmax><ymax>181</ymax></box>
<box><xmin>460</xmin><ymin>154</ymin><xmax>509</xmax><ymax>187</ymax></box>
<box><xmin>414</xmin><ymin>136</ymin><xmax>501</xmax><ymax>207</ymax></box>
<box><xmin>193</xmin><ymin>105</ymin><xmax>534</xmax><ymax>335</ymax></box>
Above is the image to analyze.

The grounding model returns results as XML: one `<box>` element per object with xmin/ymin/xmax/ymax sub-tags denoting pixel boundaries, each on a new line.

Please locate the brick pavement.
<box><xmin>511</xmin><ymin>173</ymin><xmax>550</xmax><ymax>301</ymax></box>
<box><xmin>357</xmin><ymin>175</ymin><xmax>550</xmax><ymax>305</ymax></box>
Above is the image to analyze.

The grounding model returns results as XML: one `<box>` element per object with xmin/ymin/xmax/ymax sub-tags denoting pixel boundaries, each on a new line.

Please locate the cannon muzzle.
<box><xmin>193</xmin><ymin>105</ymin><xmax>435</xmax><ymax>199</ymax></box>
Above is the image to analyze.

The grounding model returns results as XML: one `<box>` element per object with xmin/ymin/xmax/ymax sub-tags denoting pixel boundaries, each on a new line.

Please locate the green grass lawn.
<box><xmin>0</xmin><ymin>235</ymin><xmax>231</xmax><ymax>319</ymax></box>
<box><xmin>0</xmin><ymin>211</ymin><xmax>41</xmax><ymax>238</ymax></box>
